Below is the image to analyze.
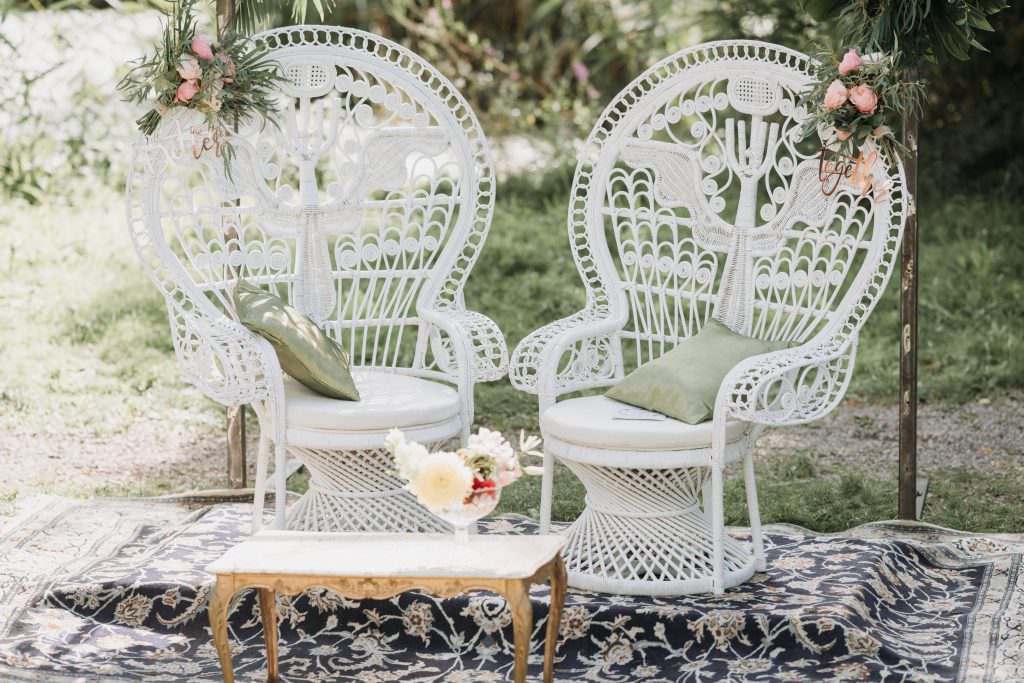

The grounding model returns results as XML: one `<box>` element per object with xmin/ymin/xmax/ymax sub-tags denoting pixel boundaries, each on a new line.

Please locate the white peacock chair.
<box><xmin>510</xmin><ymin>41</ymin><xmax>907</xmax><ymax>595</ymax></box>
<box><xmin>127</xmin><ymin>26</ymin><xmax>507</xmax><ymax>533</ymax></box>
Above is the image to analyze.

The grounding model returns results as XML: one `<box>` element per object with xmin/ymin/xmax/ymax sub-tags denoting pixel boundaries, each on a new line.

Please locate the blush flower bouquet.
<box><xmin>800</xmin><ymin>48</ymin><xmax>925</xmax><ymax>157</ymax></box>
<box><xmin>117</xmin><ymin>0</ymin><xmax>282</xmax><ymax>164</ymax></box>
<box><xmin>384</xmin><ymin>427</ymin><xmax>543</xmax><ymax>541</ymax></box>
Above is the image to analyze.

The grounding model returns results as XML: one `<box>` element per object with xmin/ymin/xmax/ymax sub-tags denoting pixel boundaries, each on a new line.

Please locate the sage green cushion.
<box><xmin>233</xmin><ymin>280</ymin><xmax>359</xmax><ymax>401</ymax></box>
<box><xmin>606</xmin><ymin>319</ymin><xmax>788</xmax><ymax>425</ymax></box>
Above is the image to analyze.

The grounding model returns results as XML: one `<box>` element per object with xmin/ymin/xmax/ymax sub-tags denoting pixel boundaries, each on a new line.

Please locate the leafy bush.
<box><xmin>0</xmin><ymin>14</ymin><xmax>138</xmax><ymax>204</ymax></box>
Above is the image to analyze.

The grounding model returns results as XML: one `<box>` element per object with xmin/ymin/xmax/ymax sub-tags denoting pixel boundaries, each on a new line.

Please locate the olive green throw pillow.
<box><xmin>606</xmin><ymin>319</ymin><xmax>788</xmax><ymax>425</ymax></box>
<box><xmin>233</xmin><ymin>280</ymin><xmax>360</xmax><ymax>401</ymax></box>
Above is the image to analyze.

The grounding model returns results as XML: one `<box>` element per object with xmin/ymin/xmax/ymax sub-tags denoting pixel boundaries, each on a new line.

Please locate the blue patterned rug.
<box><xmin>1</xmin><ymin>497</ymin><xmax>1023</xmax><ymax>682</ymax></box>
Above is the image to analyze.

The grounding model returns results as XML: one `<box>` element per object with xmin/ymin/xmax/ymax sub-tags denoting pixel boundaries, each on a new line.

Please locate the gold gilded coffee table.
<box><xmin>206</xmin><ymin>531</ymin><xmax>567</xmax><ymax>683</ymax></box>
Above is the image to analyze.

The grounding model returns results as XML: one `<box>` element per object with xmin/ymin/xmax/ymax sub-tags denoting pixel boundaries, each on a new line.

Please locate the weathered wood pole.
<box><xmin>217</xmin><ymin>0</ymin><xmax>247</xmax><ymax>489</ymax></box>
<box><xmin>897</xmin><ymin>114</ymin><xmax>919</xmax><ymax>519</ymax></box>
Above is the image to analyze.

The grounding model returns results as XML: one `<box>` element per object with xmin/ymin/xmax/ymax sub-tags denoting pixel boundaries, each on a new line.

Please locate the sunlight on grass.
<box><xmin>0</xmin><ymin>183</ymin><xmax>222</xmax><ymax>434</ymax></box>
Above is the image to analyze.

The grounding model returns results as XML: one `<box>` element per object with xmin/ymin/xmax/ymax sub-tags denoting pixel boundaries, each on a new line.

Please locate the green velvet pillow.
<box><xmin>233</xmin><ymin>280</ymin><xmax>360</xmax><ymax>401</ymax></box>
<box><xmin>606</xmin><ymin>319</ymin><xmax>788</xmax><ymax>424</ymax></box>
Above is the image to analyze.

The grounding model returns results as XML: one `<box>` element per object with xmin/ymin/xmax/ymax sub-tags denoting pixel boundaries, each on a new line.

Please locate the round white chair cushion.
<box><xmin>284</xmin><ymin>371</ymin><xmax>460</xmax><ymax>432</ymax></box>
<box><xmin>540</xmin><ymin>396</ymin><xmax>747</xmax><ymax>451</ymax></box>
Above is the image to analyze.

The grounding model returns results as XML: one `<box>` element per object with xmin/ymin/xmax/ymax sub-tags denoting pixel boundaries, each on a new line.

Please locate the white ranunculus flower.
<box><xmin>467</xmin><ymin>427</ymin><xmax>514</xmax><ymax>463</ymax></box>
<box><xmin>394</xmin><ymin>440</ymin><xmax>429</xmax><ymax>479</ymax></box>
<box><xmin>384</xmin><ymin>428</ymin><xmax>405</xmax><ymax>453</ymax></box>
<box><xmin>410</xmin><ymin>451</ymin><xmax>473</xmax><ymax>509</ymax></box>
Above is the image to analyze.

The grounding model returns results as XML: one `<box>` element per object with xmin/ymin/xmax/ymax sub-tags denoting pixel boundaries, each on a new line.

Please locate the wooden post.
<box><xmin>898</xmin><ymin>114</ymin><xmax>919</xmax><ymax>519</ymax></box>
<box><xmin>217</xmin><ymin>0</ymin><xmax>247</xmax><ymax>489</ymax></box>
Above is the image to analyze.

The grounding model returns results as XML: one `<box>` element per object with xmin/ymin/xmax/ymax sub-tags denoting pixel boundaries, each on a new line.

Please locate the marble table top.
<box><xmin>207</xmin><ymin>531</ymin><xmax>566</xmax><ymax>579</ymax></box>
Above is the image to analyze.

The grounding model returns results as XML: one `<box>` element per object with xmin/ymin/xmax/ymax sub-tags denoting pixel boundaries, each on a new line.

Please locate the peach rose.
<box><xmin>191</xmin><ymin>36</ymin><xmax>215</xmax><ymax>61</ymax></box>
<box><xmin>838</xmin><ymin>49</ymin><xmax>862</xmax><ymax>76</ymax></box>
<box><xmin>836</xmin><ymin>130</ymin><xmax>851</xmax><ymax>141</ymax></box>
<box><xmin>849</xmin><ymin>85</ymin><xmax>878</xmax><ymax>114</ymax></box>
<box><xmin>823</xmin><ymin>79</ymin><xmax>848</xmax><ymax>111</ymax></box>
<box><xmin>174</xmin><ymin>79</ymin><xmax>199</xmax><ymax>103</ymax></box>
<box><xmin>177</xmin><ymin>53</ymin><xmax>202</xmax><ymax>81</ymax></box>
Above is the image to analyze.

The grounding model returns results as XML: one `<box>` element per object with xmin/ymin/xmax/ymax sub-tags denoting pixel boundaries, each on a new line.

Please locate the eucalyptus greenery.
<box><xmin>117</xmin><ymin>0</ymin><xmax>283</xmax><ymax>169</ymax></box>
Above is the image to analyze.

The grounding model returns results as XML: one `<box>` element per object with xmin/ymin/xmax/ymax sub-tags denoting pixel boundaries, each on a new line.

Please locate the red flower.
<box><xmin>472</xmin><ymin>478</ymin><xmax>496</xmax><ymax>491</ymax></box>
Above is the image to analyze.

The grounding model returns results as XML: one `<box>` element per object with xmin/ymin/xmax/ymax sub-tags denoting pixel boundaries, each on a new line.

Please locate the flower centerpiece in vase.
<box><xmin>117</xmin><ymin>0</ymin><xmax>282</xmax><ymax>170</ymax></box>
<box><xmin>385</xmin><ymin>428</ymin><xmax>543</xmax><ymax>543</ymax></box>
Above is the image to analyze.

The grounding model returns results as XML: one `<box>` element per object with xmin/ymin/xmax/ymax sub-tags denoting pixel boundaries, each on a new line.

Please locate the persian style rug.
<box><xmin>1</xmin><ymin>497</ymin><xmax>1023</xmax><ymax>682</ymax></box>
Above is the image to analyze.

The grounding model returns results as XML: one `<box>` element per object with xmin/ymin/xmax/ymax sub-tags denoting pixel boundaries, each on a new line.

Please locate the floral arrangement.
<box><xmin>384</xmin><ymin>428</ymin><xmax>542</xmax><ymax>512</ymax></box>
<box><xmin>117</xmin><ymin>0</ymin><xmax>281</xmax><ymax>161</ymax></box>
<box><xmin>800</xmin><ymin>48</ymin><xmax>925</xmax><ymax>157</ymax></box>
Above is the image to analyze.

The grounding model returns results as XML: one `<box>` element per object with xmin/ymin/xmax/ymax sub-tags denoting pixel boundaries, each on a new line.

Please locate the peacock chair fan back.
<box><xmin>127</xmin><ymin>26</ymin><xmax>495</xmax><ymax>379</ymax></box>
<box><xmin>573</xmin><ymin>40</ymin><xmax>907</xmax><ymax>371</ymax></box>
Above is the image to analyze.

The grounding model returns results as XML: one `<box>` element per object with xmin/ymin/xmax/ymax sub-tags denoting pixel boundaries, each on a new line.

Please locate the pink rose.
<box><xmin>849</xmin><ymin>85</ymin><xmax>878</xmax><ymax>114</ymax></box>
<box><xmin>823</xmin><ymin>79</ymin><xmax>848</xmax><ymax>111</ymax></box>
<box><xmin>191</xmin><ymin>36</ymin><xmax>215</xmax><ymax>61</ymax></box>
<box><xmin>838</xmin><ymin>48</ymin><xmax>862</xmax><ymax>76</ymax></box>
<box><xmin>174</xmin><ymin>79</ymin><xmax>199</xmax><ymax>103</ymax></box>
<box><xmin>177</xmin><ymin>53</ymin><xmax>202</xmax><ymax>81</ymax></box>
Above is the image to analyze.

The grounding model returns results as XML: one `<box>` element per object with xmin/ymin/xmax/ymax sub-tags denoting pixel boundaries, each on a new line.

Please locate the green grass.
<box><xmin>1</xmin><ymin>175</ymin><xmax>1023</xmax><ymax>531</ymax></box>
<box><xmin>494</xmin><ymin>457</ymin><xmax>1024</xmax><ymax>534</ymax></box>
<box><xmin>0</xmin><ymin>184</ymin><xmax>222</xmax><ymax>434</ymax></box>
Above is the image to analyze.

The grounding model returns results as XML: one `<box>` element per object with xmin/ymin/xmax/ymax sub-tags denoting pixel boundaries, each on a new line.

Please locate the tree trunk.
<box><xmin>898</xmin><ymin>114</ymin><xmax>919</xmax><ymax>519</ymax></box>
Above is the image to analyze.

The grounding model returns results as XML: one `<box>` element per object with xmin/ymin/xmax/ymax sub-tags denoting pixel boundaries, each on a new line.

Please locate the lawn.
<box><xmin>1</xmin><ymin>174</ymin><xmax>1022</xmax><ymax>532</ymax></box>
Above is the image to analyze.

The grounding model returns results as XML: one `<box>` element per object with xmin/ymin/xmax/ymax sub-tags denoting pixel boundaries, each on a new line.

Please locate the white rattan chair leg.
<box><xmin>539</xmin><ymin>448</ymin><xmax>555</xmax><ymax>534</ymax></box>
<box><xmin>273</xmin><ymin>441</ymin><xmax>287</xmax><ymax>530</ymax></box>
<box><xmin>710</xmin><ymin>460</ymin><xmax>725</xmax><ymax>595</ymax></box>
<box><xmin>251</xmin><ymin>434</ymin><xmax>270</xmax><ymax>534</ymax></box>
<box><xmin>743</xmin><ymin>447</ymin><xmax>767</xmax><ymax>572</ymax></box>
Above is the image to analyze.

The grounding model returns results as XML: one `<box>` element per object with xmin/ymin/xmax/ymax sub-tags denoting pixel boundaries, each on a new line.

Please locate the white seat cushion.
<box><xmin>541</xmin><ymin>396</ymin><xmax>747</xmax><ymax>451</ymax></box>
<box><xmin>285</xmin><ymin>371</ymin><xmax>460</xmax><ymax>433</ymax></box>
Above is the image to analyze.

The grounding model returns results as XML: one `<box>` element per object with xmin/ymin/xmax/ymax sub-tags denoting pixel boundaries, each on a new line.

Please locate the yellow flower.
<box><xmin>410</xmin><ymin>451</ymin><xmax>473</xmax><ymax>508</ymax></box>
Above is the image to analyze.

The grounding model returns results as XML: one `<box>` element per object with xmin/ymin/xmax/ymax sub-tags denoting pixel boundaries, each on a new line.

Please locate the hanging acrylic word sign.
<box><xmin>145</xmin><ymin>108</ymin><xmax>225</xmax><ymax>171</ymax></box>
<box><xmin>817</xmin><ymin>146</ymin><xmax>890</xmax><ymax>204</ymax></box>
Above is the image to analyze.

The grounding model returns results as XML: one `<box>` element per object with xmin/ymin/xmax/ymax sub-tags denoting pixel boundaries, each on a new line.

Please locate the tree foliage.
<box><xmin>802</xmin><ymin>0</ymin><xmax>1009</xmax><ymax>69</ymax></box>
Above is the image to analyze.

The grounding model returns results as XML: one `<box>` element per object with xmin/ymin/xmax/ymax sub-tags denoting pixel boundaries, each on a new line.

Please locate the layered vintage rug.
<box><xmin>1</xmin><ymin>496</ymin><xmax>1023</xmax><ymax>682</ymax></box>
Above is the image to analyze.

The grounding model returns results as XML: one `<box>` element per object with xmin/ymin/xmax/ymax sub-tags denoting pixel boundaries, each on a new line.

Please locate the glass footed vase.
<box><xmin>429</xmin><ymin>486</ymin><xmax>502</xmax><ymax>544</ymax></box>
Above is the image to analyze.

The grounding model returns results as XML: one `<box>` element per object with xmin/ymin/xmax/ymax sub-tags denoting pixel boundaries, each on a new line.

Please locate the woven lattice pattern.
<box><xmin>561</xmin><ymin>461</ymin><xmax>755</xmax><ymax>595</ymax></box>
<box><xmin>286</xmin><ymin>444</ymin><xmax>451</xmax><ymax>533</ymax></box>
<box><xmin>510</xmin><ymin>40</ymin><xmax>907</xmax><ymax>595</ymax></box>
<box><xmin>126</xmin><ymin>26</ymin><xmax>507</xmax><ymax>531</ymax></box>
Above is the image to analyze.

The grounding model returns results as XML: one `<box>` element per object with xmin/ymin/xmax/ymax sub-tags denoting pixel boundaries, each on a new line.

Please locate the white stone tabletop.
<box><xmin>206</xmin><ymin>531</ymin><xmax>566</xmax><ymax>580</ymax></box>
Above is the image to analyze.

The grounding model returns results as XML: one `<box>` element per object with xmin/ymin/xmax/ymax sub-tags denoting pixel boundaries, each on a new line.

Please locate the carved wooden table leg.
<box><xmin>543</xmin><ymin>556</ymin><xmax>566</xmax><ymax>683</ymax></box>
<box><xmin>506</xmin><ymin>578</ymin><xmax>534</xmax><ymax>683</ymax></box>
<box><xmin>206</xmin><ymin>534</ymin><xmax>566</xmax><ymax>682</ymax></box>
<box><xmin>209</xmin><ymin>578</ymin><xmax>236</xmax><ymax>683</ymax></box>
<box><xmin>258</xmin><ymin>588</ymin><xmax>279</xmax><ymax>682</ymax></box>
